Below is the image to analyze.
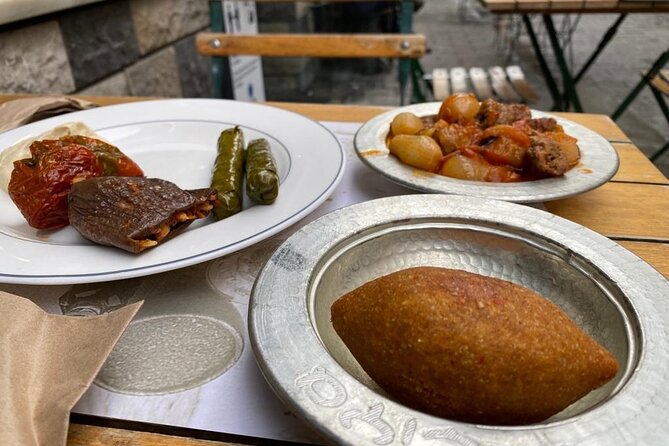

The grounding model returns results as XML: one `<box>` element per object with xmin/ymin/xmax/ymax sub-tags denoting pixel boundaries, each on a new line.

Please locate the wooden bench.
<box><xmin>484</xmin><ymin>0</ymin><xmax>669</xmax><ymax>14</ymax></box>
<box><xmin>428</xmin><ymin>65</ymin><xmax>538</xmax><ymax>103</ymax></box>
<box><xmin>195</xmin><ymin>33</ymin><xmax>426</xmax><ymax>59</ymax></box>
<box><xmin>197</xmin><ymin>1</ymin><xmax>428</xmax><ymax>105</ymax></box>
<box><xmin>650</xmin><ymin>69</ymin><xmax>669</xmax><ymax>98</ymax></box>
<box><xmin>197</xmin><ymin>32</ymin><xmax>427</xmax><ymax>105</ymax></box>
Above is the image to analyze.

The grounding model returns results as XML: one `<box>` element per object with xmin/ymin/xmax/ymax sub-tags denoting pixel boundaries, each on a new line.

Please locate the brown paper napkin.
<box><xmin>0</xmin><ymin>96</ymin><xmax>97</xmax><ymax>133</ymax></box>
<box><xmin>0</xmin><ymin>291</ymin><xmax>142</xmax><ymax>446</ymax></box>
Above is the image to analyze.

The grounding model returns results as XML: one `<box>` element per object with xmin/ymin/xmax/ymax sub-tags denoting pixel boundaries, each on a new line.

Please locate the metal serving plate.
<box><xmin>249</xmin><ymin>195</ymin><xmax>669</xmax><ymax>445</ymax></box>
<box><xmin>354</xmin><ymin>102</ymin><xmax>619</xmax><ymax>203</ymax></box>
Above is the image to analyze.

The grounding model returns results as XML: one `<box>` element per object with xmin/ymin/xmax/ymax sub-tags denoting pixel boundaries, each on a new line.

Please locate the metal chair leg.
<box><xmin>209</xmin><ymin>0</ymin><xmax>234</xmax><ymax>99</ymax></box>
<box><xmin>648</xmin><ymin>87</ymin><xmax>669</xmax><ymax>162</ymax></box>
<box><xmin>399</xmin><ymin>59</ymin><xmax>410</xmax><ymax>105</ymax></box>
<box><xmin>610</xmin><ymin>49</ymin><xmax>669</xmax><ymax>162</ymax></box>
<box><xmin>543</xmin><ymin>14</ymin><xmax>583</xmax><ymax>112</ymax></box>
<box><xmin>573</xmin><ymin>14</ymin><xmax>627</xmax><ymax>84</ymax></box>
<box><xmin>611</xmin><ymin>49</ymin><xmax>669</xmax><ymax>121</ymax></box>
<box><xmin>399</xmin><ymin>1</ymin><xmax>412</xmax><ymax>105</ymax></box>
<box><xmin>410</xmin><ymin>59</ymin><xmax>428</xmax><ymax>103</ymax></box>
<box><xmin>522</xmin><ymin>14</ymin><xmax>563</xmax><ymax>110</ymax></box>
<box><xmin>650</xmin><ymin>141</ymin><xmax>669</xmax><ymax>162</ymax></box>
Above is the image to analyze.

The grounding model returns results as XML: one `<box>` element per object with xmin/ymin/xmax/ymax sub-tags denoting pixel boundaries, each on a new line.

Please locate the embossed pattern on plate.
<box><xmin>250</xmin><ymin>194</ymin><xmax>669</xmax><ymax>445</ymax></box>
<box><xmin>354</xmin><ymin>102</ymin><xmax>619</xmax><ymax>203</ymax></box>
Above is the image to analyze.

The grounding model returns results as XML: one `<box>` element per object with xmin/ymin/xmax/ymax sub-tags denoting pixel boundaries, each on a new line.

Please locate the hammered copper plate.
<box><xmin>249</xmin><ymin>194</ymin><xmax>669</xmax><ymax>445</ymax></box>
<box><xmin>354</xmin><ymin>102</ymin><xmax>619</xmax><ymax>203</ymax></box>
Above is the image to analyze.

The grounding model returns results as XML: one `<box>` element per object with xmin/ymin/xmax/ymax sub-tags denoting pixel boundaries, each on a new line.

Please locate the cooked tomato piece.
<box><xmin>486</xmin><ymin>165</ymin><xmax>522</xmax><ymax>182</ymax></box>
<box><xmin>435</xmin><ymin>123</ymin><xmax>481</xmax><ymax>155</ymax></box>
<box><xmin>60</xmin><ymin>135</ymin><xmax>143</xmax><ymax>176</ymax></box>
<box><xmin>7</xmin><ymin>136</ymin><xmax>143</xmax><ymax>229</ymax></box>
<box><xmin>477</xmin><ymin>125</ymin><xmax>531</xmax><ymax>147</ymax></box>
<box><xmin>439</xmin><ymin>147</ymin><xmax>521</xmax><ymax>183</ymax></box>
<box><xmin>480</xmin><ymin>138</ymin><xmax>528</xmax><ymax>168</ymax></box>
<box><xmin>9</xmin><ymin>145</ymin><xmax>102</xmax><ymax>229</ymax></box>
<box><xmin>474</xmin><ymin>125</ymin><xmax>530</xmax><ymax>169</ymax></box>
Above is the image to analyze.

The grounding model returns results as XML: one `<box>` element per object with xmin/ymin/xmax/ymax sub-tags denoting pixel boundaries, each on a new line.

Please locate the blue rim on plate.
<box><xmin>0</xmin><ymin>99</ymin><xmax>345</xmax><ymax>284</ymax></box>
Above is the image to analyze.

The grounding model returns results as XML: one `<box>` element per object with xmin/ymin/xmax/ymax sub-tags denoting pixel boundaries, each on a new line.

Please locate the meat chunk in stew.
<box><xmin>477</xmin><ymin>99</ymin><xmax>532</xmax><ymax>128</ymax></box>
<box><xmin>527</xmin><ymin>134</ymin><xmax>569</xmax><ymax>178</ymax></box>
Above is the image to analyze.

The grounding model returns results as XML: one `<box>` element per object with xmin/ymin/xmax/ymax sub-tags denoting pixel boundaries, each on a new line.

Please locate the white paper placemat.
<box><xmin>0</xmin><ymin>122</ymin><xmax>412</xmax><ymax>444</ymax></box>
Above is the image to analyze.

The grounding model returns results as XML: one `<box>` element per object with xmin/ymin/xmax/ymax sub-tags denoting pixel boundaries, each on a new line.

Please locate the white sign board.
<box><xmin>222</xmin><ymin>1</ymin><xmax>266</xmax><ymax>102</ymax></box>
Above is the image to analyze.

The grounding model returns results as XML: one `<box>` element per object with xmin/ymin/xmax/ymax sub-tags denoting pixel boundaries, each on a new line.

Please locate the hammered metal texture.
<box><xmin>354</xmin><ymin>103</ymin><xmax>619</xmax><ymax>203</ymax></box>
<box><xmin>311</xmin><ymin>224</ymin><xmax>631</xmax><ymax>421</ymax></box>
<box><xmin>250</xmin><ymin>195</ymin><xmax>669</xmax><ymax>446</ymax></box>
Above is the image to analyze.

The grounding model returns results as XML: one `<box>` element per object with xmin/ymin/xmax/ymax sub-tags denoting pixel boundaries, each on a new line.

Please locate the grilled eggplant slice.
<box><xmin>68</xmin><ymin>177</ymin><xmax>216</xmax><ymax>253</ymax></box>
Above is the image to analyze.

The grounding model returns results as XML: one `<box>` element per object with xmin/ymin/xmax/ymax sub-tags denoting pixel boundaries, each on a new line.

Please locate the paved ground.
<box><xmin>304</xmin><ymin>1</ymin><xmax>669</xmax><ymax>176</ymax></box>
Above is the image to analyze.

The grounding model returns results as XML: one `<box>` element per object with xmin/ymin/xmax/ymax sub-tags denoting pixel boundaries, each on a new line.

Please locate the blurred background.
<box><xmin>0</xmin><ymin>0</ymin><xmax>667</xmax><ymax>174</ymax></box>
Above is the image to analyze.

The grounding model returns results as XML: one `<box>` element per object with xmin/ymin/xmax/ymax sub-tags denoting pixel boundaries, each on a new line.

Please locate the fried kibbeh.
<box><xmin>330</xmin><ymin>266</ymin><xmax>619</xmax><ymax>425</ymax></box>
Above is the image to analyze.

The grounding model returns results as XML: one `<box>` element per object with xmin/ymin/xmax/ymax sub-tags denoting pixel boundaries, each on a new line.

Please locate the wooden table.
<box><xmin>482</xmin><ymin>0</ymin><xmax>669</xmax><ymax>112</ymax></box>
<box><xmin>1</xmin><ymin>94</ymin><xmax>667</xmax><ymax>445</ymax></box>
<box><xmin>484</xmin><ymin>0</ymin><xmax>669</xmax><ymax>14</ymax></box>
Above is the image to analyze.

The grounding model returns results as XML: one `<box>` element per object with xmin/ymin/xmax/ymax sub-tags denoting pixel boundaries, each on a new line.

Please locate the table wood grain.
<box><xmin>612</xmin><ymin>143</ymin><xmax>668</xmax><ymax>184</ymax></box>
<box><xmin>67</xmin><ymin>424</ymin><xmax>249</xmax><ymax>446</ymax></box>
<box><xmin>483</xmin><ymin>0</ymin><xmax>669</xmax><ymax>14</ymax></box>
<box><xmin>544</xmin><ymin>182</ymin><xmax>669</xmax><ymax>241</ymax></box>
<box><xmin>0</xmin><ymin>94</ymin><xmax>666</xmax><ymax>445</ymax></box>
<box><xmin>196</xmin><ymin>33</ymin><xmax>427</xmax><ymax>59</ymax></box>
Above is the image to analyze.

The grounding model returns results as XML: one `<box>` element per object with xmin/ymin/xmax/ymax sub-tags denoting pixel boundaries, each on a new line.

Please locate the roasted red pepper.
<box><xmin>58</xmin><ymin>135</ymin><xmax>143</xmax><ymax>177</ymax></box>
<box><xmin>7</xmin><ymin>136</ymin><xmax>143</xmax><ymax>229</ymax></box>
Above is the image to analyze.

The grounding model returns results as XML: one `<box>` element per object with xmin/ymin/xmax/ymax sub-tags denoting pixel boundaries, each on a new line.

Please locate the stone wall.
<box><xmin>0</xmin><ymin>0</ymin><xmax>213</xmax><ymax>98</ymax></box>
<box><xmin>0</xmin><ymin>1</ymin><xmax>391</xmax><ymax>102</ymax></box>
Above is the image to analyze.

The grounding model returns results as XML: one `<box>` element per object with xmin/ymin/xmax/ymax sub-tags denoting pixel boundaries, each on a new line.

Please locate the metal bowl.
<box><xmin>354</xmin><ymin>102</ymin><xmax>619</xmax><ymax>203</ymax></box>
<box><xmin>249</xmin><ymin>195</ymin><xmax>669</xmax><ymax>445</ymax></box>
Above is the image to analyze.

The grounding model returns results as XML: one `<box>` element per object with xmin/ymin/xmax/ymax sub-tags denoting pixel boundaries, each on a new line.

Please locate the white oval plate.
<box><xmin>0</xmin><ymin>99</ymin><xmax>345</xmax><ymax>284</ymax></box>
<box><xmin>354</xmin><ymin>102</ymin><xmax>619</xmax><ymax>203</ymax></box>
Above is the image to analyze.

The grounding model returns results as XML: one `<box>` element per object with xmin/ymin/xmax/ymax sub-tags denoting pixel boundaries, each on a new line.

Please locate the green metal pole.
<box><xmin>543</xmin><ymin>14</ymin><xmax>583</xmax><ymax>112</ymax></box>
<box><xmin>650</xmin><ymin>141</ymin><xmax>669</xmax><ymax>163</ymax></box>
<box><xmin>410</xmin><ymin>60</ymin><xmax>427</xmax><ymax>103</ymax></box>
<box><xmin>398</xmin><ymin>1</ymin><xmax>414</xmax><ymax>105</ymax></box>
<box><xmin>522</xmin><ymin>14</ymin><xmax>563</xmax><ymax>110</ymax></box>
<box><xmin>573</xmin><ymin>13</ymin><xmax>627</xmax><ymax>84</ymax></box>
<box><xmin>210</xmin><ymin>1</ymin><xmax>224</xmax><ymax>99</ymax></box>
<box><xmin>648</xmin><ymin>87</ymin><xmax>669</xmax><ymax>162</ymax></box>
<box><xmin>611</xmin><ymin>49</ymin><xmax>669</xmax><ymax>121</ymax></box>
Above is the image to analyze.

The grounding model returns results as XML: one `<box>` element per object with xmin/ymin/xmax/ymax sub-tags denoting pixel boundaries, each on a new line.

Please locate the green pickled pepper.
<box><xmin>211</xmin><ymin>126</ymin><xmax>245</xmax><ymax>220</ymax></box>
<box><xmin>245</xmin><ymin>138</ymin><xmax>279</xmax><ymax>204</ymax></box>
